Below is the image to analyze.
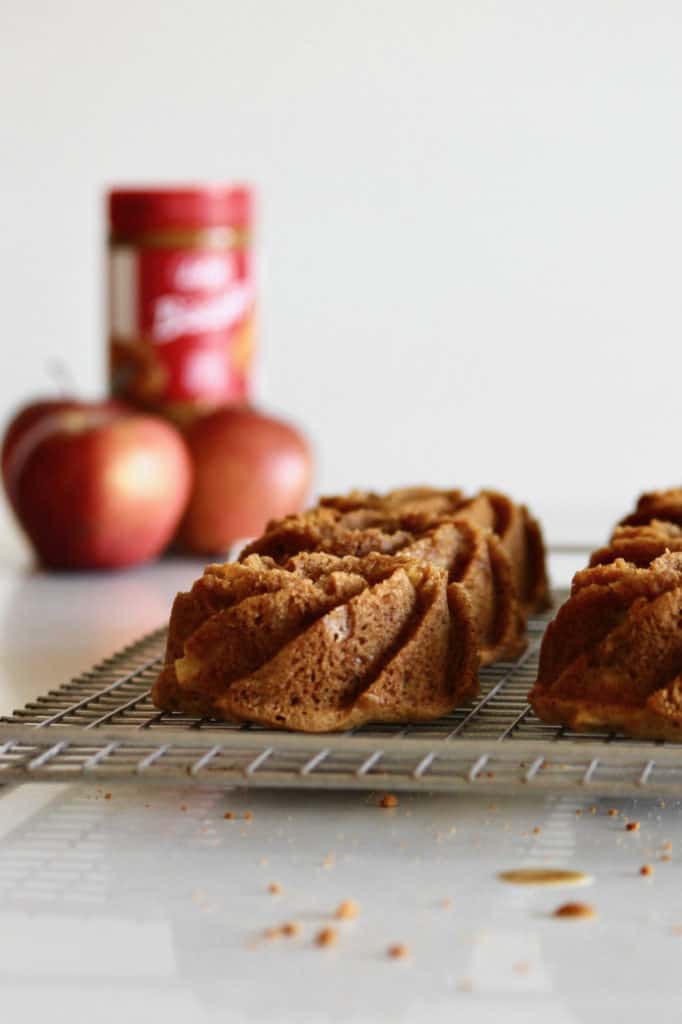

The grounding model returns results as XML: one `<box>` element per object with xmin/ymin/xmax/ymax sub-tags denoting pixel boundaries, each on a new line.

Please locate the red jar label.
<box><xmin>109</xmin><ymin>241</ymin><xmax>254</xmax><ymax>415</ymax></box>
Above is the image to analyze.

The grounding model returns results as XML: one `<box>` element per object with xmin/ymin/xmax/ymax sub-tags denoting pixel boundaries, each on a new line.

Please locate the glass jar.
<box><xmin>108</xmin><ymin>186</ymin><xmax>254</xmax><ymax>424</ymax></box>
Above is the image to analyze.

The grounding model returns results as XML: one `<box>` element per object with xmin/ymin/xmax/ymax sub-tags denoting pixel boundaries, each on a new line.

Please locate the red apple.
<box><xmin>177</xmin><ymin>406</ymin><xmax>313</xmax><ymax>554</ymax></box>
<box><xmin>6</xmin><ymin>404</ymin><xmax>192</xmax><ymax>570</ymax></box>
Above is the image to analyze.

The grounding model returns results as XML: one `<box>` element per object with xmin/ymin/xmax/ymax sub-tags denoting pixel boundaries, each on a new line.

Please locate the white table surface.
<box><xmin>0</xmin><ymin>521</ymin><xmax>677</xmax><ymax>1024</ymax></box>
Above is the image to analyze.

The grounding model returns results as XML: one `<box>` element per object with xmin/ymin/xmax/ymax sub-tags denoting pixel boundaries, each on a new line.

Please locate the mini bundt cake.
<box><xmin>241</xmin><ymin>501</ymin><xmax>526</xmax><ymax>665</ymax></box>
<box><xmin>529</xmin><ymin>551</ymin><xmax>682</xmax><ymax>740</ymax></box>
<box><xmin>152</xmin><ymin>550</ymin><xmax>479</xmax><ymax>732</ymax></box>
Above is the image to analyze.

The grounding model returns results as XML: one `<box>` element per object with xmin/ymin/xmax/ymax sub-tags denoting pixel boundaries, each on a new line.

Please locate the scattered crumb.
<box><xmin>323</xmin><ymin>853</ymin><xmax>335</xmax><ymax>869</ymax></box>
<box><xmin>268</xmin><ymin>882</ymin><xmax>282</xmax><ymax>896</ymax></box>
<box><xmin>626</xmin><ymin>821</ymin><xmax>640</xmax><ymax>832</ymax></box>
<box><xmin>575</xmin><ymin>809</ymin><xmax>582</xmax><ymax>817</ymax></box>
<box><xmin>282</xmin><ymin>922</ymin><xmax>300</xmax><ymax>937</ymax></box>
<box><xmin>553</xmin><ymin>902</ymin><xmax>596</xmax><ymax>920</ymax></box>
<box><xmin>589</xmin><ymin>806</ymin><xmax>597</xmax><ymax>815</ymax></box>
<box><xmin>387</xmin><ymin>943</ymin><xmax>409</xmax><ymax>960</ymax></box>
<box><xmin>259</xmin><ymin>856</ymin><xmax>268</xmax><ymax>866</ymax></box>
<box><xmin>315</xmin><ymin>927</ymin><xmax>337</xmax><ymax>947</ymax></box>
<box><xmin>488</xmin><ymin>803</ymin><xmax>498</xmax><ymax>812</ymax></box>
<box><xmin>180</xmin><ymin>804</ymin><xmax>187</xmax><ymax>812</ymax></box>
<box><xmin>532</xmin><ymin>827</ymin><xmax>541</xmax><ymax>835</ymax></box>
<box><xmin>456</xmin><ymin>978</ymin><xmax>473</xmax><ymax>993</ymax></box>
<box><xmin>663</xmin><ymin>841</ymin><xmax>673</xmax><ymax>851</ymax></box>
<box><xmin>335</xmin><ymin>899</ymin><xmax>359</xmax><ymax>920</ymax></box>
<box><xmin>640</xmin><ymin>864</ymin><xmax>654</xmax><ymax>877</ymax></box>
<box><xmin>244</xmin><ymin>810</ymin><xmax>254</xmax><ymax>821</ymax></box>
<box><xmin>104</xmin><ymin>793</ymin><xmax>112</xmax><ymax>800</ymax></box>
<box><xmin>224</xmin><ymin>811</ymin><xmax>235</xmax><ymax>820</ymax></box>
<box><xmin>264</xmin><ymin>926</ymin><xmax>281</xmax><ymax>941</ymax></box>
<box><xmin>661</xmin><ymin>854</ymin><xmax>672</xmax><ymax>863</ymax></box>
<box><xmin>380</xmin><ymin>794</ymin><xmax>399</xmax><ymax>809</ymax></box>
<box><xmin>672</xmin><ymin>926</ymin><xmax>682</xmax><ymax>936</ymax></box>
<box><xmin>608</xmin><ymin>809</ymin><xmax>619</xmax><ymax>817</ymax></box>
<box><xmin>513</xmin><ymin>961</ymin><xmax>532</xmax><ymax>974</ymax></box>
<box><xmin>486</xmin><ymin>771</ymin><xmax>496</xmax><ymax>779</ymax></box>
<box><xmin>441</xmin><ymin>898</ymin><xmax>452</xmax><ymax>909</ymax></box>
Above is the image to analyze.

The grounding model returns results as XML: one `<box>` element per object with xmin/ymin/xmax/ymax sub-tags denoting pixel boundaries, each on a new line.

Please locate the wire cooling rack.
<box><xmin>1</xmin><ymin>588</ymin><xmax>682</xmax><ymax>797</ymax></box>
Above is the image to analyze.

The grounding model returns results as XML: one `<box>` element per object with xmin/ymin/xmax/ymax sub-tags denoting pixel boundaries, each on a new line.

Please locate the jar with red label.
<box><xmin>108</xmin><ymin>186</ymin><xmax>254</xmax><ymax>424</ymax></box>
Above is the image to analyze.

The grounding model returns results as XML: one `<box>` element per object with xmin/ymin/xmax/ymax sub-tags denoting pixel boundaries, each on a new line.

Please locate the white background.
<box><xmin>3</xmin><ymin>0</ymin><xmax>682</xmax><ymax>547</ymax></box>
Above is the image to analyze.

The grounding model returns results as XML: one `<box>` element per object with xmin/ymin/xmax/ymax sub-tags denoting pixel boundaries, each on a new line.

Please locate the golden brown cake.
<box><xmin>241</xmin><ymin>501</ymin><xmax>526</xmax><ymax>665</ymax></box>
<box><xmin>152</xmin><ymin>550</ymin><xmax>479</xmax><ymax>732</ymax></box>
<box><xmin>529</xmin><ymin>551</ymin><xmax>682</xmax><ymax>741</ymax></box>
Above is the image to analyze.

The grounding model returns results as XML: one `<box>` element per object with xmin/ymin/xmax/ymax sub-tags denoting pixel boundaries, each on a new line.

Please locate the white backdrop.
<box><xmin>3</xmin><ymin>0</ymin><xmax>682</xmax><ymax>546</ymax></box>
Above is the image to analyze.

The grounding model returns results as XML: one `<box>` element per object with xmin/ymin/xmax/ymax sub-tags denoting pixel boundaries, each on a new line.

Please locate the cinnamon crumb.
<box><xmin>224</xmin><ymin>811</ymin><xmax>235</xmax><ymax>820</ymax></box>
<box><xmin>626</xmin><ymin>821</ymin><xmax>640</xmax><ymax>832</ymax></box>
<box><xmin>264</xmin><ymin>926</ymin><xmax>281</xmax><ymax>941</ymax></box>
<box><xmin>335</xmin><ymin>900</ymin><xmax>359</xmax><ymax>920</ymax></box>
<box><xmin>104</xmin><ymin>793</ymin><xmax>112</xmax><ymax>800</ymax></box>
<box><xmin>282</xmin><ymin>921</ymin><xmax>300</xmax><ymax>937</ymax></box>
<box><xmin>553</xmin><ymin>902</ymin><xmax>596</xmax><ymax>920</ymax></box>
<box><xmin>387</xmin><ymin>943</ymin><xmax>409</xmax><ymax>959</ymax></box>
<box><xmin>315</xmin><ymin>927</ymin><xmax>337</xmax><ymax>947</ymax></box>
<box><xmin>268</xmin><ymin>882</ymin><xmax>282</xmax><ymax>895</ymax></box>
<box><xmin>575</xmin><ymin>809</ymin><xmax>582</xmax><ymax>816</ymax></box>
<box><xmin>380</xmin><ymin>793</ymin><xmax>398</xmax><ymax>808</ymax></box>
<box><xmin>532</xmin><ymin>827</ymin><xmax>541</xmax><ymax>835</ymax></box>
<box><xmin>608</xmin><ymin>809</ymin><xmax>619</xmax><ymax>817</ymax></box>
<box><xmin>244</xmin><ymin>810</ymin><xmax>253</xmax><ymax>821</ymax></box>
<box><xmin>640</xmin><ymin>864</ymin><xmax>654</xmax><ymax>877</ymax></box>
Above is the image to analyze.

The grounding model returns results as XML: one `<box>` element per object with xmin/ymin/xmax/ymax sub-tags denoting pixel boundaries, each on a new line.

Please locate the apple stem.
<box><xmin>47</xmin><ymin>358</ymin><xmax>77</xmax><ymax>395</ymax></box>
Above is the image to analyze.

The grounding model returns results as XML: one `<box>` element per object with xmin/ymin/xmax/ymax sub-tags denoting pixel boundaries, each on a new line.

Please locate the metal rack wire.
<box><xmin>1</xmin><ymin>589</ymin><xmax>681</xmax><ymax>796</ymax></box>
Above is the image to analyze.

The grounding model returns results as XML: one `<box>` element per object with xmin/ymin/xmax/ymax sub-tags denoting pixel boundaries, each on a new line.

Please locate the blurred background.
<box><xmin>3</xmin><ymin>0</ymin><xmax>682</xmax><ymax>548</ymax></box>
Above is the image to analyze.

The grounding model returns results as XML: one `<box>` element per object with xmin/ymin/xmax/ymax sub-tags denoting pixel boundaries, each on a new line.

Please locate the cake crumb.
<box><xmin>268</xmin><ymin>882</ymin><xmax>282</xmax><ymax>895</ymax></box>
<box><xmin>672</xmin><ymin>925</ymin><xmax>682</xmax><ymax>936</ymax></box>
<box><xmin>380</xmin><ymin>793</ymin><xmax>399</xmax><ymax>809</ymax></box>
<box><xmin>224</xmin><ymin>811</ymin><xmax>235</xmax><ymax>820</ymax></box>
<box><xmin>104</xmin><ymin>793</ymin><xmax>112</xmax><ymax>800</ymax></box>
<box><xmin>441</xmin><ymin>898</ymin><xmax>452</xmax><ymax>909</ymax></box>
<box><xmin>244</xmin><ymin>810</ymin><xmax>254</xmax><ymax>821</ymax></box>
<box><xmin>575</xmin><ymin>809</ymin><xmax>582</xmax><ymax>816</ymax></box>
<box><xmin>640</xmin><ymin>864</ymin><xmax>654</xmax><ymax>877</ymax></box>
<box><xmin>608</xmin><ymin>809</ymin><xmax>619</xmax><ymax>817</ymax></box>
<box><xmin>514</xmin><ymin>961</ymin><xmax>532</xmax><ymax>974</ymax></box>
<box><xmin>661</xmin><ymin>854</ymin><xmax>672</xmax><ymax>863</ymax></box>
<box><xmin>532</xmin><ymin>827</ymin><xmax>541</xmax><ymax>835</ymax></box>
<box><xmin>626</xmin><ymin>821</ymin><xmax>640</xmax><ymax>832</ymax></box>
<box><xmin>388</xmin><ymin>943</ymin><xmax>409</xmax><ymax>959</ymax></box>
<box><xmin>335</xmin><ymin>899</ymin><xmax>359</xmax><ymax>920</ymax></box>
<box><xmin>315</xmin><ymin>927</ymin><xmax>337</xmax><ymax>947</ymax></box>
<box><xmin>553</xmin><ymin>902</ymin><xmax>596</xmax><ymax>920</ymax></box>
<box><xmin>323</xmin><ymin>853</ymin><xmax>335</xmax><ymax>869</ymax></box>
<box><xmin>282</xmin><ymin>921</ymin><xmax>300</xmax><ymax>937</ymax></box>
<box><xmin>589</xmin><ymin>806</ymin><xmax>597</xmax><ymax>814</ymax></box>
<box><xmin>264</xmin><ymin>926</ymin><xmax>281</xmax><ymax>941</ymax></box>
<box><xmin>663</xmin><ymin>841</ymin><xmax>673</xmax><ymax>851</ymax></box>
